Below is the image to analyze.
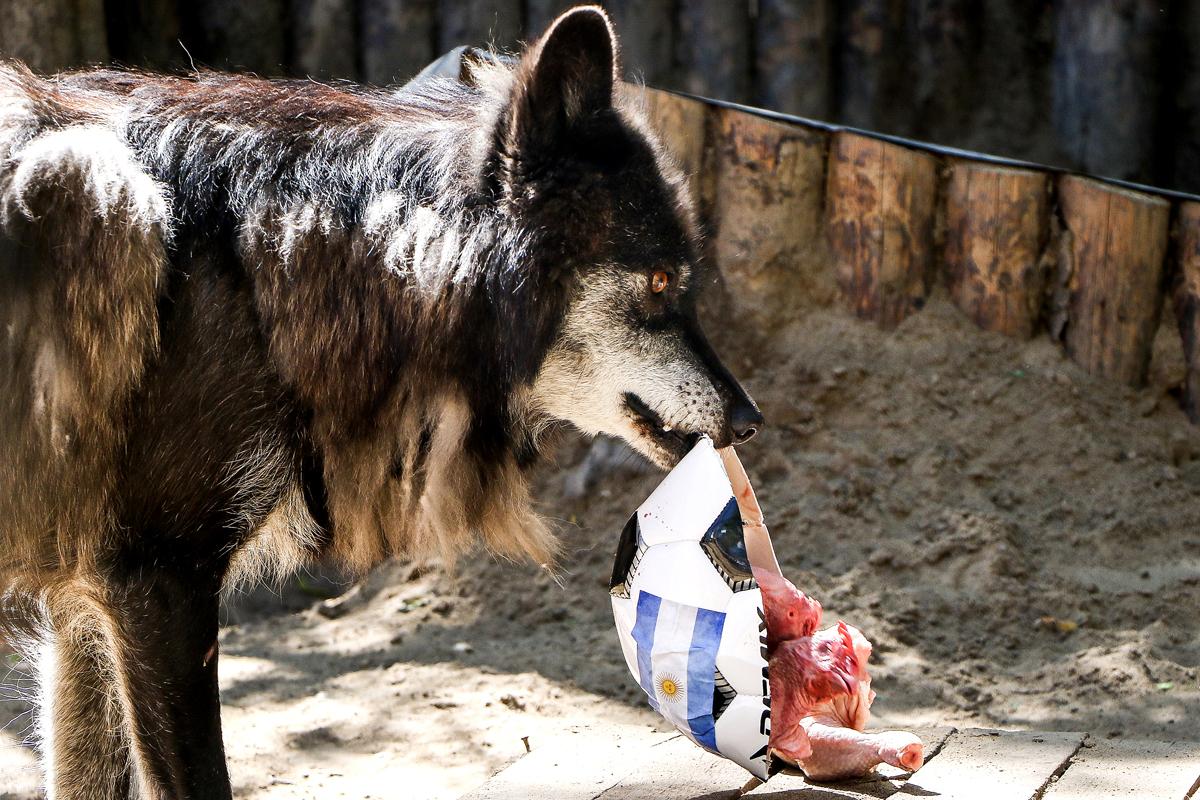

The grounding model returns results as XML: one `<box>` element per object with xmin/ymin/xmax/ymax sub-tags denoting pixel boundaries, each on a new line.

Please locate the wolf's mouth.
<box><xmin>622</xmin><ymin>392</ymin><xmax>697</xmax><ymax>463</ymax></box>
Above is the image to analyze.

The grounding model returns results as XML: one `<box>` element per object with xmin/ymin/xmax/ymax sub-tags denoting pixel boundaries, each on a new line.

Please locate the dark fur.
<box><xmin>0</xmin><ymin>7</ymin><xmax>755</xmax><ymax>798</ymax></box>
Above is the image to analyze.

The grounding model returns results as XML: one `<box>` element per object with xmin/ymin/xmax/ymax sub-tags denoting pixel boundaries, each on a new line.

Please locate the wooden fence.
<box><xmin>642</xmin><ymin>88</ymin><xmax>1200</xmax><ymax>422</ymax></box>
<box><xmin>6</xmin><ymin>0</ymin><xmax>1200</xmax><ymax>417</ymax></box>
<box><xmin>5</xmin><ymin>1</ymin><xmax>1200</xmax><ymax>193</ymax></box>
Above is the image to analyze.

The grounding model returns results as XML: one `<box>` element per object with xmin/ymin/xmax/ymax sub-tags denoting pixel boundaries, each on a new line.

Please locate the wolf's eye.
<box><xmin>650</xmin><ymin>271</ymin><xmax>671</xmax><ymax>294</ymax></box>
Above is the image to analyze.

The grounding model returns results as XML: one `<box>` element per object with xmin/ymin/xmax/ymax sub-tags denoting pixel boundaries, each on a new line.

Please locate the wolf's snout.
<box><xmin>729</xmin><ymin>400</ymin><xmax>764</xmax><ymax>444</ymax></box>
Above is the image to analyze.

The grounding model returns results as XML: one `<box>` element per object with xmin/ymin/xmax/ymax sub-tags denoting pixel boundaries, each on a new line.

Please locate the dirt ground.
<box><xmin>3</xmin><ymin>298</ymin><xmax>1199</xmax><ymax>799</ymax></box>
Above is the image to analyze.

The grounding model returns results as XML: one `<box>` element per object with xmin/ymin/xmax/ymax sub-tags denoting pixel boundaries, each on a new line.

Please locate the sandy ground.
<box><xmin>3</xmin><ymin>298</ymin><xmax>1199</xmax><ymax>799</ymax></box>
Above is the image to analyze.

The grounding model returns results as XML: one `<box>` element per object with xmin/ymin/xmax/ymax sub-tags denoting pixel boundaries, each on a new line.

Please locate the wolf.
<box><xmin>0</xmin><ymin>6</ymin><xmax>761</xmax><ymax>798</ymax></box>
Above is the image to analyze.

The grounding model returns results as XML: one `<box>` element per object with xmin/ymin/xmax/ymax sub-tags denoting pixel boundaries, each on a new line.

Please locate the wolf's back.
<box><xmin>0</xmin><ymin>63</ymin><xmax>170</xmax><ymax>581</ymax></box>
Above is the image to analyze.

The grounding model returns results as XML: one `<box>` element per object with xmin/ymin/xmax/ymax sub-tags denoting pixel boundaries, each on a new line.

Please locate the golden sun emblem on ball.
<box><xmin>655</xmin><ymin>672</ymin><xmax>685</xmax><ymax>704</ymax></box>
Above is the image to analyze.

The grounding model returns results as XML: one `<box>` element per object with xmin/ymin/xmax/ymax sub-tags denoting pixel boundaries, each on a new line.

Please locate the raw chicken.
<box><xmin>754</xmin><ymin>566</ymin><xmax>925</xmax><ymax>781</ymax></box>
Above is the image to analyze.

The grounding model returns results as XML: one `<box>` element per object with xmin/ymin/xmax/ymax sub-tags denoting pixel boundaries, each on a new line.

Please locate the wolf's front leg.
<box><xmin>37</xmin><ymin>587</ymin><xmax>134</xmax><ymax>800</ymax></box>
<box><xmin>104</xmin><ymin>567</ymin><xmax>232</xmax><ymax>800</ymax></box>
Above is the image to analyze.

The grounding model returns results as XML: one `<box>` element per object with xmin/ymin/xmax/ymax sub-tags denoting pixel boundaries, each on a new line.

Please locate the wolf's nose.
<box><xmin>730</xmin><ymin>403</ymin><xmax>764</xmax><ymax>444</ymax></box>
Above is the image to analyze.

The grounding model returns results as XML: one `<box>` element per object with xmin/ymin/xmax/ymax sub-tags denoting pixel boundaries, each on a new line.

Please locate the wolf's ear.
<box><xmin>498</xmin><ymin>6</ymin><xmax>619</xmax><ymax>175</ymax></box>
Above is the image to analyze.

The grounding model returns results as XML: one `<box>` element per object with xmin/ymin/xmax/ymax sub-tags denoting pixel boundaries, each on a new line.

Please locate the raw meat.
<box><xmin>755</xmin><ymin>567</ymin><xmax>924</xmax><ymax>781</ymax></box>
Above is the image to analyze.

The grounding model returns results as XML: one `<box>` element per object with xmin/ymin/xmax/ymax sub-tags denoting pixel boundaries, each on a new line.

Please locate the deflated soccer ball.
<box><xmin>610</xmin><ymin>438</ymin><xmax>772</xmax><ymax>779</ymax></box>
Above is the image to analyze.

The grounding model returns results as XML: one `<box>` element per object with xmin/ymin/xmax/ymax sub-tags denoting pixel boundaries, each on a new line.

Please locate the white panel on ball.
<box><xmin>717</xmin><ymin>588</ymin><xmax>769</xmax><ymax>696</ymax></box>
<box><xmin>714</xmin><ymin>694</ymin><xmax>772</xmax><ymax>774</ymax></box>
<box><xmin>631</xmin><ymin>543</ymin><xmax>734</xmax><ymax>610</ymax></box>
<box><xmin>636</xmin><ymin>441</ymin><xmax>738</xmax><ymax>547</ymax></box>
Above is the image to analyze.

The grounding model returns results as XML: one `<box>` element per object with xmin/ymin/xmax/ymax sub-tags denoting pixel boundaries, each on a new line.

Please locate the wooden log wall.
<box><xmin>641</xmin><ymin>87</ymin><xmax>1199</xmax><ymax>415</ymax></box>
<box><xmin>827</xmin><ymin>132</ymin><xmax>938</xmax><ymax>329</ymax></box>
<box><xmin>6</xmin><ymin>1</ymin><xmax>1200</xmax><ymax>193</ymax></box>
<box><xmin>5</xmin><ymin>0</ymin><xmax>1200</xmax><ymax>412</ymax></box>
<box><xmin>1052</xmin><ymin>1</ymin><xmax>1166</xmax><ymax>189</ymax></box>
<box><xmin>1056</xmin><ymin>177</ymin><xmax>1170</xmax><ymax>387</ymax></box>
<box><xmin>943</xmin><ymin>164</ymin><xmax>1049</xmax><ymax>339</ymax></box>
<box><xmin>709</xmin><ymin>111</ymin><xmax>829</xmax><ymax>331</ymax></box>
<box><xmin>755</xmin><ymin>0</ymin><xmax>832</xmax><ymax>120</ymax></box>
<box><xmin>1172</xmin><ymin>204</ymin><xmax>1200</xmax><ymax>422</ymax></box>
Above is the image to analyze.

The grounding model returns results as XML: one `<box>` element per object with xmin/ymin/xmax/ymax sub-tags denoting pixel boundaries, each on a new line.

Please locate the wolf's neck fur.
<box><xmin>74</xmin><ymin>68</ymin><xmax>562</xmax><ymax>571</ymax></box>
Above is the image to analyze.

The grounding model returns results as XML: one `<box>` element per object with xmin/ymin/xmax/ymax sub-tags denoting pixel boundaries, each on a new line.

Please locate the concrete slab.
<box><xmin>892</xmin><ymin>728</ymin><xmax>1084</xmax><ymax>800</ymax></box>
<box><xmin>462</xmin><ymin>725</ymin><xmax>1200</xmax><ymax>800</ymax></box>
<box><xmin>457</xmin><ymin>724</ymin><xmax>674</xmax><ymax>800</ymax></box>
<box><xmin>1041</xmin><ymin>738</ymin><xmax>1200</xmax><ymax>800</ymax></box>
<box><xmin>594</xmin><ymin>735</ymin><xmax>755</xmax><ymax>800</ymax></box>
